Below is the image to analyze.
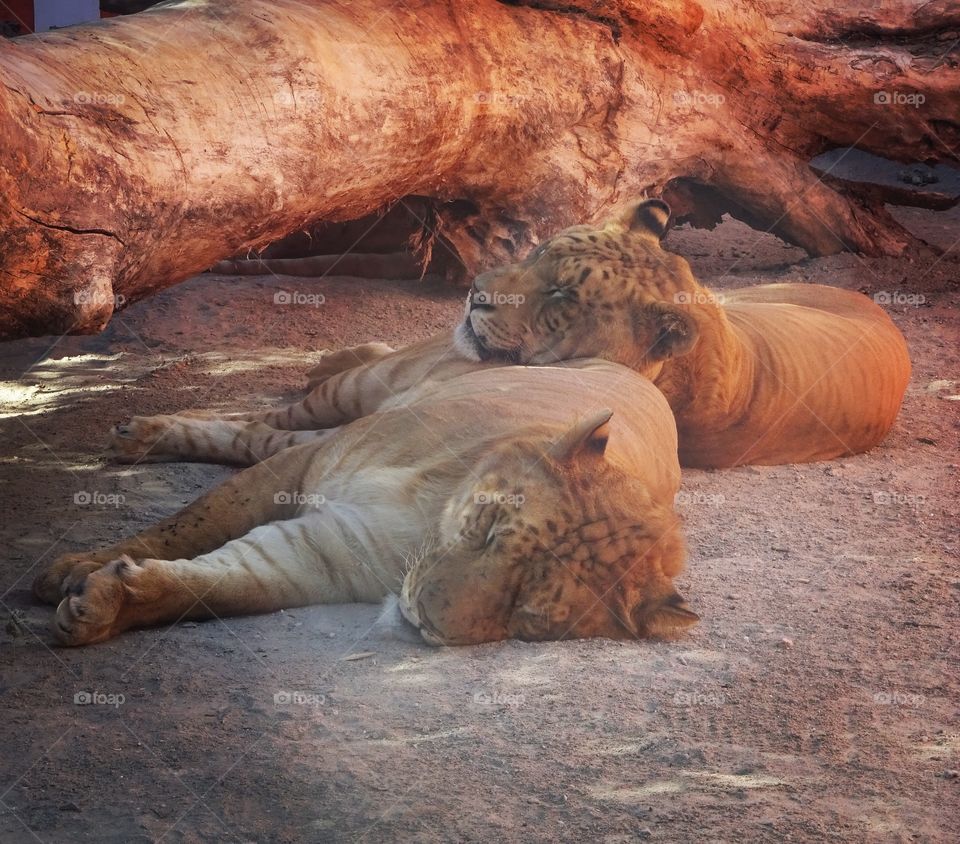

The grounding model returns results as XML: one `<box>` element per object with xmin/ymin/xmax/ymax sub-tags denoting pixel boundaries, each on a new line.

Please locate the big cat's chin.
<box><xmin>454</xmin><ymin>319</ymin><xmax>489</xmax><ymax>362</ymax></box>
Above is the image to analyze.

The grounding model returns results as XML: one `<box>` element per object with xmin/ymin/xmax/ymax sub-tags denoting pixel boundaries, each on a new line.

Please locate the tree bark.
<box><xmin>0</xmin><ymin>0</ymin><xmax>957</xmax><ymax>339</ymax></box>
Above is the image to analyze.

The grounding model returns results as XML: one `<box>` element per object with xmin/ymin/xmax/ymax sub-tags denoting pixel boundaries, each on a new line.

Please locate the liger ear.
<box><xmin>607</xmin><ymin>198</ymin><xmax>672</xmax><ymax>239</ymax></box>
<box><xmin>630</xmin><ymin>198</ymin><xmax>672</xmax><ymax>239</ymax></box>
<box><xmin>640</xmin><ymin>303</ymin><xmax>699</xmax><ymax>362</ymax></box>
<box><xmin>549</xmin><ymin>409</ymin><xmax>613</xmax><ymax>463</ymax></box>
<box><xmin>636</xmin><ymin>590</ymin><xmax>699</xmax><ymax>638</ymax></box>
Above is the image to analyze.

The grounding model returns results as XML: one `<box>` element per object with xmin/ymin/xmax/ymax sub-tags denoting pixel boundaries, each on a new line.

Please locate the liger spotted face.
<box><xmin>454</xmin><ymin>199</ymin><xmax>701</xmax><ymax>374</ymax></box>
<box><xmin>398</xmin><ymin>411</ymin><xmax>698</xmax><ymax>646</ymax></box>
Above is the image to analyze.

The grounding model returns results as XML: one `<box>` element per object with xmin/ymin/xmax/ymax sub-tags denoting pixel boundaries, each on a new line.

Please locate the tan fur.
<box><xmin>450</xmin><ymin>200</ymin><xmax>911</xmax><ymax>467</ymax></box>
<box><xmin>305</xmin><ymin>342</ymin><xmax>395</xmax><ymax>390</ymax></box>
<box><xmin>130</xmin><ymin>199</ymin><xmax>909</xmax><ymax>470</ymax></box>
<box><xmin>280</xmin><ymin>200</ymin><xmax>901</xmax><ymax>469</ymax></box>
<box><xmin>658</xmin><ymin>284</ymin><xmax>912</xmax><ymax>467</ymax></box>
<box><xmin>42</xmin><ymin>199</ymin><xmax>909</xmax><ymax>643</ymax></box>
<box><xmin>38</xmin><ymin>364</ymin><xmax>697</xmax><ymax>646</ymax></box>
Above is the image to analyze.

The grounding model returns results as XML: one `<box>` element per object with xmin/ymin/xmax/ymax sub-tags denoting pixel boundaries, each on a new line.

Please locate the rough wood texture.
<box><xmin>0</xmin><ymin>0</ymin><xmax>957</xmax><ymax>339</ymax></box>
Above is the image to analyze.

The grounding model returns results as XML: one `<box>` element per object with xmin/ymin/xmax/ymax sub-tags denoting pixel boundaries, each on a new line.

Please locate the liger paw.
<box><xmin>53</xmin><ymin>556</ymin><xmax>141</xmax><ymax>646</ymax></box>
<box><xmin>33</xmin><ymin>553</ymin><xmax>102</xmax><ymax>605</ymax></box>
<box><xmin>108</xmin><ymin>416</ymin><xmax>177</xmax><ymax>463</ymax></box>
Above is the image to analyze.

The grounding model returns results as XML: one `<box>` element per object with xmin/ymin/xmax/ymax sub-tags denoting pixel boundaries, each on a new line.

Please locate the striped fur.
<box><xmin>108</xmin><ymin>333</ymin><xmax>489</xmax><ymax>465</ymax></box>
<box><xmin>115</xmin><ymin>198</ymin><xmax>909</xmax><ymax>469</ymax></box>
<box><xmin>38</xmin><ymin>363</ymin><xmax>698</xmax><ymax>647</ymax></box>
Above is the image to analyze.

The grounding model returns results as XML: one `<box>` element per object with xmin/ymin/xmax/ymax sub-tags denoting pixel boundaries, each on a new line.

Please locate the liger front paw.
<box><xmin>33</xmin><ymin>553</ymin><xmax>102</xmax><ymax>605</ymax></box>
<box><xmin>53</xmin><ymin>556</ymin><xmax>140</xmax><ymax>646</ymax></box>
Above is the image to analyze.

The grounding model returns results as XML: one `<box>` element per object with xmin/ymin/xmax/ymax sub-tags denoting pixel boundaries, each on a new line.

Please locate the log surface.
<box><xmin>0</xmin><ymin>0</ymin><xmax>957</xmax><ymax>338</ymax></box>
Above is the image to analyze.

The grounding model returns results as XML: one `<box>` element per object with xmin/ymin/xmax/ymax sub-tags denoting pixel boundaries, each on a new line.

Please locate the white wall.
<box><xmin>33</xmin><ymin>0</ymin><xmax>101</xmax><ymax>32</ymax></box>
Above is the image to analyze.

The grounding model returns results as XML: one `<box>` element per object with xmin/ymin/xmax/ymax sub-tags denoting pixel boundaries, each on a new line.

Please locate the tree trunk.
<box><xmin>0</xmin><ymin>0</ymin><xmax>957</xmax><ymax>339</ymax></box>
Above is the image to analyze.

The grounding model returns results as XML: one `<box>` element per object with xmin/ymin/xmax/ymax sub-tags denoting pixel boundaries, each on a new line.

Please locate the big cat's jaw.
<box><xmin>454</xmin><ymin>316</ymin><xmax>491</xmax><ymax>362</ymax></box>
<box><xmin>455</xmin><ymin>313</ymin><xmax>528</xmax><ymax>365</ymax></box>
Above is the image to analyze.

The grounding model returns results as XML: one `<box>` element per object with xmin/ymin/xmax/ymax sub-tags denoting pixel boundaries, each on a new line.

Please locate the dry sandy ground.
<box><xmin>1</xmin><ymin>210</ymin><xmax>958</xmax><ymax>843</ymax></box>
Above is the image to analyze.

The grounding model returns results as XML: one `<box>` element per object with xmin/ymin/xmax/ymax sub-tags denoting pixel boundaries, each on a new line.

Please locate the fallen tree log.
<box><xmin>0</xmin><ymin>0</ymin><xmax>957</xmax><ymax>339</ymax></box>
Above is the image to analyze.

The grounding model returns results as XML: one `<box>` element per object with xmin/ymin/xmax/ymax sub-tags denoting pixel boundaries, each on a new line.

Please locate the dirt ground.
<box><xmin>1</xmin><ymin>208</ymin><xmax>958</xmax><ymax>843</ymax></box>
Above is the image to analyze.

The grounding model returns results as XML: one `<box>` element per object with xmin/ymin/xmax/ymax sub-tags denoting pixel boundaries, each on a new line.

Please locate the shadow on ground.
<box><xmin>1</xmin><ymin>212</ymin><xmax>958</xmax><ymax>842</ymax></box>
